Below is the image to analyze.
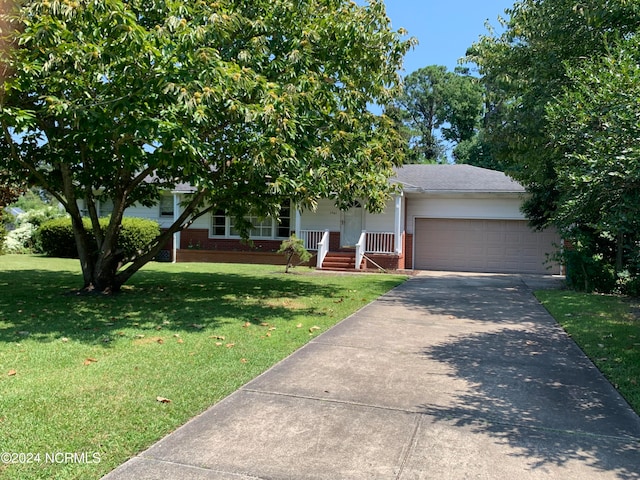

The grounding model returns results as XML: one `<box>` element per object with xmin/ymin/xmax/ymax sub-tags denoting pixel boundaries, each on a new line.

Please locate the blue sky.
<box><xmin>383</xmin><ymin>0</ymin><xmax>515</xmax><ymax>76</ymax></box>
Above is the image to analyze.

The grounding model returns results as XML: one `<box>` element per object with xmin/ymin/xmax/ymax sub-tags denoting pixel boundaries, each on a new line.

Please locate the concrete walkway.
<box><xmin>104</xmin><ymin>272</ymin><xmax>640</xmax><ymax>479</ymax></box>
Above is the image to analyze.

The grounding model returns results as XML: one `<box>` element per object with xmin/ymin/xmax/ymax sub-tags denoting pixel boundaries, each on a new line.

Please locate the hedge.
<box><xmin>38</xmin><ymin>217</ymin><xmax>160</xmax><ymax>259</ymax></box>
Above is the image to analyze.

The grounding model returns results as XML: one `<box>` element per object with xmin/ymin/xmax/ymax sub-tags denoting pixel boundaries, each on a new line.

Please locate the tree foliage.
<box><xmin>390</xmin><ymin>65</ymin><xmax>483</xmax><ymax>164</ymax></box>
<box><xmin>0</xmin><ymin>0</ymin><xmax>411</xmax><ymax>292</ymax></box>
<box><xmin>467</xmin><ymin>0</ymin><xmax>640</xmax><ymax>292</ymax></box>
<box><xmin>277</xmin><ymin>234</ymin><xmax>312</xmax><ymax>273</ymax></box>
<box><xmin>546</xmin><ymin>36</ymin><xmax>640</xmax><ymax>291</ymax></box>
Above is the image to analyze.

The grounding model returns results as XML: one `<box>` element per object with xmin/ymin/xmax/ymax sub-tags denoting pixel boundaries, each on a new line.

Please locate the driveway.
<box><xmin>104</xmin><ymin>272</ymin><xmax>640</xmax><ymax>479</ymax></box>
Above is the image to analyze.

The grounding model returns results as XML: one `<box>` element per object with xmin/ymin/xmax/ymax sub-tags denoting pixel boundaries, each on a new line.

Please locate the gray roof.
<box><xmin>393</xmin><ymin>164</ymin><xmax>525</xmax><ymax>193</ymax></box>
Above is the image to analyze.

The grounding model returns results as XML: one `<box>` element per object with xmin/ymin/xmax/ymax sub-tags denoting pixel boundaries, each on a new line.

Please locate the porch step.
<box><xmin>321</xmin><ymin>252</ymin><xmax>363</xmax><ymax>271</ymax></box>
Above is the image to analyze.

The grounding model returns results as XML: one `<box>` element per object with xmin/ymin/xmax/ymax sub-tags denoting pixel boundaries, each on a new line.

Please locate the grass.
<box><xmin>536</xmin><ymin>290</ymin><xmax>640</xmax><ymax>414</ymax></box>
<box><xmin>0</xmin><ymin>255</ymin><xmax>406</xmax><ymax>479</ymax></box>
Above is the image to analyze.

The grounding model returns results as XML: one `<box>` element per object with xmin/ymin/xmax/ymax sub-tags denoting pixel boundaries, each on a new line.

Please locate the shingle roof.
<box><xmin>393</xmin><ymin>164</ymin><xmax>525</xmax><ymax>193</ymax></box>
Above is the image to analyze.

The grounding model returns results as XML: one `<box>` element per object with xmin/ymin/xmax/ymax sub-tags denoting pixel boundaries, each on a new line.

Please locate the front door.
<box><xmin>341</xmin><ymin>202</ymin><xmax>363</xmax><ymax>247</ymax></box>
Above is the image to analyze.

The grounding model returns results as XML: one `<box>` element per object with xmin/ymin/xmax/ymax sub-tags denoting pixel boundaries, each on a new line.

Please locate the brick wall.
<box><xmin>180</xmin><ymin>229</ymin><xmax>282</xmax><ymax>252</ymax></box>
<box><xmin>404</xmin><ymin>233</ymin><xmax>413</xmax><ymax>270</ymax></box>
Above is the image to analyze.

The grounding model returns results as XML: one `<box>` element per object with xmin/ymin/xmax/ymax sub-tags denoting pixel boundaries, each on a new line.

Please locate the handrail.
<box><xmin>355</xmin><ymin>230</ymin><xmax>366</xmax><ymax>270</ymax></box>
<box><xmin>316</xmin><ymin>230</ymin><xmax>330</xmax><ymax>269</ymax></box>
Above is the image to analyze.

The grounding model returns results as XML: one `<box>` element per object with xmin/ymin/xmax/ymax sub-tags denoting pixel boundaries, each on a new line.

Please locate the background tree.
<box><xmin>390</xmin><ymin>65</ymin><xmax>483</xmax><ymax>164</ymax></box>
<box><xmin>468</xmin><ymin>0</ymin><xmax>640</xmax><ymax>225</ymax></box>
<box><xmin>0</xmin><ymin>0</ymin><xmax>411</xmax><ymax>293</ymax></box>
<box><xmin>467</xmin><ymin>0</ymin><xmax>640</xmax><ymax>292</ymax></box>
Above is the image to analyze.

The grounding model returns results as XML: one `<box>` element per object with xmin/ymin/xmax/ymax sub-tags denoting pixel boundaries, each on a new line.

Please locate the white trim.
<box><xmin>295</xmin><ymin>208</ymin><xmax>301</xmax><ymax>239</ymax></box>
<box><xmin>172</xmin><ymin>193</ymin><xmax>180</xmax><ymax>263</ymax></box>
<box><xmin>394</xmin><ymin>194</ymin><xmax>403</xmax><ymax>255</ymax></box>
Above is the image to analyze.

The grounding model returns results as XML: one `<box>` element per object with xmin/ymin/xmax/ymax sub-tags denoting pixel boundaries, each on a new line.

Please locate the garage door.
<box><xmin>414</xmin><ymin>219</ymin><xmax>561</xmax><ymax>274</ymax></box>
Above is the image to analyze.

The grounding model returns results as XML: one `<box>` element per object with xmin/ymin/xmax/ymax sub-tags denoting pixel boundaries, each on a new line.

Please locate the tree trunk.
<box><xmin>616</xmin><ymin>231</ymin><xmax>624</xmax><ymax>273</ymax></box>
<box><xmin>67</xmin><ymin>190</ymin><xmax>211</xmax><ymax>294</ymax></box>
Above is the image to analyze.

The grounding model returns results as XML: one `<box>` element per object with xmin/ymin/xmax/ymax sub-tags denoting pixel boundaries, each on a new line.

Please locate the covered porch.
<box><xmin>295</xmin><ymin>195</ymin><xmax>406</xmax><ymax>271</ymax></box>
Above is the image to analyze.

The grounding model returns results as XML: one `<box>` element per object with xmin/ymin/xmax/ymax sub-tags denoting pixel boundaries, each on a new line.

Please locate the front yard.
<box><xmin>0</xmin><ymin>255</ymin><xmax>406</xmax><ymax>479</ymax></box>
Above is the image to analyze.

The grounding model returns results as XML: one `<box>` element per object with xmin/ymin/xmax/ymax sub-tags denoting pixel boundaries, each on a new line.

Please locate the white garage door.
<box><xmin>414</xmin><ymin>219</ymin><xmax>561</xmax><ymax>274</ymax></box>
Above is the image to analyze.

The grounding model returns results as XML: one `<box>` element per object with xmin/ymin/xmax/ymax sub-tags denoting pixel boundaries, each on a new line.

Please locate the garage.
<box><xmin>414</xmin><ymin>218</ymin><xmax>561</xmax><ymax>274</ymax></box>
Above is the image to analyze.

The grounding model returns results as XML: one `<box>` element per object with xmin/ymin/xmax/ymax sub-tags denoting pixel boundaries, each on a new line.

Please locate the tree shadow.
<box><xmin>375</xmin><ymin>273</ymin><xmax>555</xmax><ymax>325</ymax></box>
<box><xmin>0</xmin><ymin>267</ymin><xmax>368</xmax><ymax>345</ymax></box>
<box><xmin>412</xmin><ymin>277</ymin><xmax>640</xmax><ymax>479</ymax></box>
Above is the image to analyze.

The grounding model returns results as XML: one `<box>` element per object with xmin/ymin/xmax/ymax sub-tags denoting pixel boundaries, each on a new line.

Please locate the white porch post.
<box><xmin>394</xmin><ymin>194</ymin><xmax>403</xmax><ymax>254</ymax></box>
<box><xmin>172</xmin><ymin>193</ymin><xmax>180</xmax><ymax>263</ymax></box>
<box><xmin>295</xmin><ymin>207</ymin><xmax>301</xmax><ymax>238</ymax></box>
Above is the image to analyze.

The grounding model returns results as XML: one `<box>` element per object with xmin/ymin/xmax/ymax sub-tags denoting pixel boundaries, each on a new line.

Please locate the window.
<box><xmin>159</xmin><ymin>195</ymin><xmax>174</xmax><ymax>217</ymax></box>
<box><xmin>230</xmin><ymin>215</ymin><xmax>272</xmax><ymax>238</ymax></box>
<box><xmin>212</xmin><ymin>209</ymin><xmax>226</xmax><ymax>237</ymax></box>
<box><xmin>277</xmin><ymin>201</ymin><xmax>292</xmax><ymax>238</ymax></box>
<box><xmin>210</xmin><ymin>200</ymin><xmax>293</xmax><ymax>239</ymax></box>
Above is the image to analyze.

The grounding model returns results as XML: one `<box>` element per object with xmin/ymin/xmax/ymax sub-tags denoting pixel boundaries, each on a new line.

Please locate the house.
<box><xmin>110</xmin><ymin>164</ymin><xmax>562</xmax><ymax>274</ymax></box>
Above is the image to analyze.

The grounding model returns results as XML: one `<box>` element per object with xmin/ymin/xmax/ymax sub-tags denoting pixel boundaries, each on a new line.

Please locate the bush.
<box><xmin>38</xmin><ymin>217</ymin><xmax>160</xmax><ymax>260</ymax></box>
<box><xmin>564</xmin><ymin>249</ymin><xmax>617</xmax><ymax>293</ymax></box>
<box><xmin>117</xmin><ymin>217</ymin><xmax>161</xmax><ymax>260</ymax></box>
<box><xmin>38</xmin><ymin>217</ymin><xmax>78</xmax><ymax>258</ymax></box>
<box><xmin>1</xmin><ymin>205</ymin><xmax>67</xmax><ymax>254</ymax></box>
<box><xmin>5</xmin><ymin>222</ymin><xmax>38</xmax><ymax>254</ymax></box>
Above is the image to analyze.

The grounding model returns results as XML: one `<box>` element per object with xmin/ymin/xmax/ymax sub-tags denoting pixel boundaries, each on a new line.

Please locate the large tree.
<box><xmin>390</xmin><ymin>65</ymin><xmax>483</xmax><ymax>164</ymax></box>
<box><xmin>467</xmin><ymin>0</ymin><xmax>640</xmax><ymax>227</ymax></box>
<box><xmin>546</xmin><ymin>35</ymin><xmax>640</xmax><ymax>281</ymax></box>
<box><xmin>467</xmin><ymin>0</ymin><xmax>640</xmax><ymax>291</ymax></box>
<box><xmin>0</xmin><ymin>0</ymin><xmax>411</xmax><ymax>292</ymax></box>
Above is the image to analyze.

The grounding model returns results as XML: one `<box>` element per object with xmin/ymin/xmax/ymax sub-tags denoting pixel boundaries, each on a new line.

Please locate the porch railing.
<box><xmin>316</xmin><ymin>230</ymin><xmax>330</xmax><ymax>269</ymax></box>
<box><xmin>301</xmin><ymin>230</ymin><xmax>396</xmax><ymax>254</ymax></box>
<box><xmin>299</xmin><ymin>230</ymin><xmax>325</xmax><ymax>251</ymax></box>
<box><xmin>366</xmin><ymin>232</ymin><xmax>396</xmax><ymax>254</ymax></box>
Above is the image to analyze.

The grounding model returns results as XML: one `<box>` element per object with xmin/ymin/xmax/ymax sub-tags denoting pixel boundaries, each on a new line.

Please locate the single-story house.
<box><xmin>101</xmin><ymin>164</ymin><xmax>562</xmax><ymax>274</ymax></box>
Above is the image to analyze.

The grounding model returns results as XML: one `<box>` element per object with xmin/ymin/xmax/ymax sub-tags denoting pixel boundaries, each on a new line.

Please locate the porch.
<box><xmin>298</xmin><ymin>230</ymin><xmax>403</xmax><ymax>271</ymax></box>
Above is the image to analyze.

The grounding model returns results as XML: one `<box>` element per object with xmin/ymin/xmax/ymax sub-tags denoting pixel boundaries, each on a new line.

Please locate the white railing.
<box><xmin>366</xmin><ymin>232</ymin><xmax>396</xmax><ymax>254</ymax></box>
<box><xmin>299</xmin><ymin>230</ymin><xmax>325</xmax><ymax>251</ymax></box>
<box><xmin>316</xmin><ymin>230</ymin><xmax>330</xmax><ymax>269</ymax></box>
<box><xmin>355</xmin><ymin>231</ymin><xmax>367</xmax><ymax>270</ymax></box>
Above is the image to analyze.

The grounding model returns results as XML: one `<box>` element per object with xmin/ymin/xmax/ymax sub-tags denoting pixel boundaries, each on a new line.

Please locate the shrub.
<box><xmin>38</xmin><ymin>217</ymin><xmax>78</xmax><ymax>258</ymax></box>
<box><xmin>38</xmin><ymin>217</ymin><xmax>160</xmax><ymax>260</ymax></box>
<box><xmin>5</xmin><ymin>222</ymin><xmax>37</xmax><ymax>254</ymax></box>
<box><xmin>117</xmin><ymin>217</ymin><xmax>161</xmax><ymax>260</ymax></box>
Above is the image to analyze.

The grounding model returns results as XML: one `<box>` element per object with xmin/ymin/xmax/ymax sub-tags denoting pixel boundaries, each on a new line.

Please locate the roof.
<box><xmin>393</xmin><ymin>164</ymin><xmax>525</xmax><ymax>193</ymax></box>
<box><xmin>8</xmin><ymin>207</ymin><xmax>24</xmax><ymax>216</ymax></box>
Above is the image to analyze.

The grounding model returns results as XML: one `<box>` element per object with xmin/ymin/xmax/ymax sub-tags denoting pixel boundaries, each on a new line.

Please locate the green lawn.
<box><xmin>0</xmin><ymin>255</ymin><xmax>406</xmax><ymax>479</ymax></box>
<box><xmin>536</xmin><ymin>290</ymin><xmax>640</xmax><ymax>414</ymax></box>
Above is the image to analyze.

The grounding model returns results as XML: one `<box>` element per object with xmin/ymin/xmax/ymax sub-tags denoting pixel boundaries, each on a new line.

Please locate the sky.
<box><xmin>382</xmin><ymin>0</ymin><xmax>515</xmax><ymax>76</ymax></box>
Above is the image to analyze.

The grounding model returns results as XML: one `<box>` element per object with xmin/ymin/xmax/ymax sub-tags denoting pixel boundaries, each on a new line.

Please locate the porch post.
<box><xmin>295</xmin><ymin>207</ymin><xmax>301</xmax><ymax>238</ymax></box>
<box><xmin>172</xmin><ymin>193</ymin><xmax>180</xmax><ymax>263</ymax></box>
<box><xmin>394</xmin><ymin>194</ymin><xmax>403</xmax><ymax>254</ymax></box>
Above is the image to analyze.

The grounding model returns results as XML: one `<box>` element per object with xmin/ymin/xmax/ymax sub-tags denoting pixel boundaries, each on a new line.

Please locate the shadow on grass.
<box><xmin>0</xmin><ymin>267</ymin><xmax>362</xmax><ymax>345</ymax></box>
<box><xmin>402</xmin><ymin>275</ymin><xmax>640</xmax><ymax>479</ymax></box>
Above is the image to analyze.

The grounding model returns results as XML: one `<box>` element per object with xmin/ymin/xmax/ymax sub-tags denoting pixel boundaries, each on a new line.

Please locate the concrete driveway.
<box><xmin>104</xmin><ymin>272</ymin><xmax>640</xmax><ymax>479</ymax></box>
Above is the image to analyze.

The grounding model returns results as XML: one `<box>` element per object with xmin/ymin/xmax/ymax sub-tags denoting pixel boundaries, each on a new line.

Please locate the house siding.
<box><xmin>362</xmin><ymin>199</ymin><xmax>396</xmax><ymax>232</ymax></box>
<box><xmin>405</xmin><ymin>195</ymin><xmax>525</xmax><ymax>234</ymax></box>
